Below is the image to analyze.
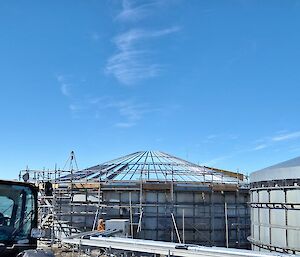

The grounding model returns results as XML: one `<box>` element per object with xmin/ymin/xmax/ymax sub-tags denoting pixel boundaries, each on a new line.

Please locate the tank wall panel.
<box><xmin>176</xmin><ymin>192</ymin><xmax>194</xmax><ymax>203</ymax></box>
<box><xmin>271</xmin><ymin>228</ymin><xmax>286</xmax><ymax>248</ymax></box>
<box><xmin>259</xmin><ymin>208</ymin><xmax>269</xmax><ymax>225</ymax></box>
<box><xmin>194</xmin><ymin>192</ymin><xmax>206</xmax><ymax>202</ymax></box>
<box><xmin>250</xmin><ymin>185</ymin><xmax>300</xmax><ymax>254</ymax></box>
<box><xmin>56</xmin><ymin>185</ymin><xmax>250</xmax><ymax>248</ymax></box>
<box><xmin>287</xmin><ymin>189</ymin><xmax>300</xmax><ymax>203</ymax></box>
<box><xmin>224</xmin><ymin>194</ymin><xmax>234</xmax><ymax>202</ymax></box>
<box><xmin>270</xmin><ymin>190</ymin><xmax>284</xmax><ymax>203</ymax></box>
<box><xmin>253</xmin><ymin>208</ymin><xmax>259</xmax><ymax>225</ymax></box>
<box><xmin>270</xmin><ymin>209</ymin><xmax>285</xmax><ymax>226</ymax></box>
<box><xmin>158</xmin><ymin>206</ymin><xmax>167</xmax><ymax>214</ymax></box>
<box><xmin>258</xmin><ymin>190</ymin><xmax>268</xmax><ymax>202</ymax></box>
<box><xmin>212</xmin><ymin>194</ymin><xmax>224</xmax><ymax>203</ymax></box>
<box><xmin>179</xmin><ymin>207</ymin><xmax>194</xmax><ymax>217</ymax></box>
<box><xmin>287</xmin><ymin>209</ymin><xmax>299</xmax><ymax>227</ymax></box>
<box><xmin>259</xmin><ymin>225</ymin><xmax>269</xmax><ymax>244</ymax></box>
<box><xmin>158</xmin><ymin>193</ymin><xmax>167</xmax><ymax>203</ymax></box>
<box><xmin>252</xmin><ymin>191</ymin><xmax>258</xmax><ymax>202</ymax></box>
<box><xmin>194</xmin><ymin>206</ymin><xmax>210</xmax><ymax>217</ymax></box>
<box><xmin>120</xmin><ymin>192</ymin><xmax>129</xmax><ymax>202</ymax></box>
<box><xmin>145</xmin><ymin>192</ymin><xmax>157</xmax><ymax>202</ymax></box>
<box><xmin>287</xmin><ymin>230</ymin><xmax>300</xmax><ymax>249</ymax></box>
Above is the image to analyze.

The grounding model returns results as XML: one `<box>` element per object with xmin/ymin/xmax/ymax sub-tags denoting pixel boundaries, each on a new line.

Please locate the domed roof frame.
<box><xmin>61</xmin><ymin>151</ymin><xmax>245</xmax><ymax>184</ymax></box>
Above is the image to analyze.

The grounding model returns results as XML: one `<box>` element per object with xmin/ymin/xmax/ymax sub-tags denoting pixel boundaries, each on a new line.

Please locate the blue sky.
<box><xmin>1</xmin><ymin>0</ymin><xmax>300</xmax><ymax>179</ymax></box>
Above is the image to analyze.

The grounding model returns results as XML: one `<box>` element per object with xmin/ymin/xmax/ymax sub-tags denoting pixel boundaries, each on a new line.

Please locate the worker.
<box><xmin>97</xmin><ymin>219</ymin><xmax>105</xmax><ymax>232</ymax></box>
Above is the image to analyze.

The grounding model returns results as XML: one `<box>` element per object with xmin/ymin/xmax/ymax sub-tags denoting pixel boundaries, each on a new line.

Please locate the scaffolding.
<box><xmin>19</xmin><ymin>151</ymin><xmax>251</xmax><ymax>248</ymax></box>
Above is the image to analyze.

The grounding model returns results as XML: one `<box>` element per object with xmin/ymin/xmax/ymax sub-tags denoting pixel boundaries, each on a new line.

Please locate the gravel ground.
<box><xmin>38</xmin><ymin>242</ymin><xmax>104</xmax><ymax>257</ymax></box>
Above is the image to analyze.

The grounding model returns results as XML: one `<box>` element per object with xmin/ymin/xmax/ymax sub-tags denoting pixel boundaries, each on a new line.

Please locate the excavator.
<box><xmin>0</xmin><ymin>180</ymin><xmax>53</xmax><ymax>257</ymax></box>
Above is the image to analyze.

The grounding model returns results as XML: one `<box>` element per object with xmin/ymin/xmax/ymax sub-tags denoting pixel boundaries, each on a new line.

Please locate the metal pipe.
<box><xmin>92</xmin><ymin>209</ymin><xmax>99</xmax><ymax>231</ymax></box>
<box><xmin>182</xmin><ymin>209</ymin><xmax>185</xmax><ymax>244</ymax></box>
<box><xmin>129</xmin><ymin>192</ymin><xmax>134</xmax><ymax>237</ymax></box>
<box><xmin>137</xmin><ymin>211</ymin><xmax>143</xmax><ymax>233</ymax></box>
<box><xmin>225</xmin><ymin>202</ymin><xmax>229</xmax><ymax>248</ymax></box>
<box><xmin>171</xmin><ymin>213</ymin><xmax>182</xmax><ymax>244</ymax></box>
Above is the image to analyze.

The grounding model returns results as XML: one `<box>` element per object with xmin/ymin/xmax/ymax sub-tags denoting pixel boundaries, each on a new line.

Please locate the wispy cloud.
<box><xmin>69</xmin><ymin>104</ymin><xmax>85</xmax><ymax>112</ymax></box>
<box><xmin>198</xmin><ymin>129</ymin><xmax>300</xmax><ymax>171</ymax></box>
<box><xmin>56</xmin><ymin>74</ymin><xmax>167</xmax><ymax>127</ymax></box>
<box><xmin>113</xmin><ymin>27</ymin><xmax>180</xmax><ymax>51</ymax></box>
<box><xmin>252</xmin><ymin>144</ymin><xmax>268</xmax><ymax>151</ymax></box>
<box><xmin>251</xmin><ymin>130</ymin><xmax>300</xmax><ymax>152</ymax></box>
<box><xmin>202</xmin><ymin>154</ymin><xmax>235</xmax><ymax>167</ymax></box>
<box><xmin>91</xmin><ymin>32</ymin><xmax>100</xmax><ymax>41</ymax></box>
<box><xmin>202</xmin><ymin>133</ymin><xmax>239</xmax><ymax>144</ymax></box>
<box><xmin>56</xmin><ymin>75</ymin><xmax>72</xmax><ymax>97</ymax></box>
<box><xmin>106</xmin><ymin>0</ymin><xmax>181</xmax><ymax>85</ymax></box>
<box><xmin>207</xmin><ymin>134</ymin><xmax>218</xmax><ymax>140</ymax></box>
<box><xmin>272</xmin><ymin>131</ymin><xmax>300</xmax><ymax>142</ymax></box>
<box><xmin>107</xmin><ymin>99</ymin><xmax>161</xmax><ymax>128</ymax></box>
<box><xmin>106</xmin><ymin>27</ymin><xmax>180</xmax><ymax>85</ymax></box>
<box><xmin>106</xmin><ymin>49</ymin><xmax>161</xmax><ymax>85</ymax></box>
<box><xmin>69</xmin><ymin>96</ymin><xmax>161</xmax><ymax>128</ymax></box>
<box><xmin>61</xmin><ymin>84</ymin><xmax>71</xmax><ymax>97</ymax></box>
<box><xmin>115</xmin><ymin>122</ymin><xmax>136</xmax><ymax>128</ymax></box>
<box><xmin>116</xmin><ymin>0</ymin><xmax>159</xmax><ymax>22</ymax></box>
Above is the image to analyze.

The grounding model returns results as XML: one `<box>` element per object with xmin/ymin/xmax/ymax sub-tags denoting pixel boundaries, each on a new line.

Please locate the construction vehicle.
<box><xmin>0</xmin><ymin>180</ymin><xmax>53</xmax><ymax>257</ymax></box>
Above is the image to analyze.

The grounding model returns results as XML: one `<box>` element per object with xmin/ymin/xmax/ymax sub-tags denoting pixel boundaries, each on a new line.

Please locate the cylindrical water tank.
<box><xmin>249</xmin><ymin>157</ymin><xmax>300</xmax><ymax>255</ymax></box>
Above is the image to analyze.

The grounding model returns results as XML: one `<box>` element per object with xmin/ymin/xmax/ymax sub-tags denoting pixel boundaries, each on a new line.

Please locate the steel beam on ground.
<box><xmin>62</xmin><ymin>236</ymin><xmax>292</xmax><ymax>257</ymax></box>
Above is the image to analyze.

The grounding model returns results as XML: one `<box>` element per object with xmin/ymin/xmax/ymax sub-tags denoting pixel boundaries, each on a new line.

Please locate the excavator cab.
<box><xmin>0</xmin><ymin>180</ymin><xmax>39</xmax><ymax>257</ymax></box>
